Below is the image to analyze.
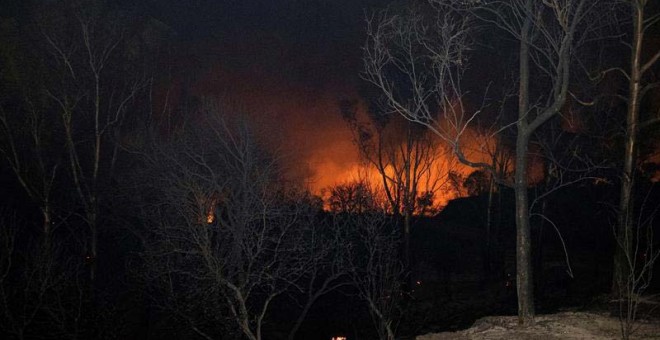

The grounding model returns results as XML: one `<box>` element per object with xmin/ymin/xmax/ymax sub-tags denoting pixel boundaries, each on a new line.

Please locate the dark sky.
<box><xmin>134</xmin><ymin>0</ymin><xmax>396</xmax><ymax>192</ymax></box>
<box><xmin>3</xmin><ymin>1</ymin><xmax>656</xmax><ymax>192</ymax></box>
<box><xmin>0</xmin><ymin>0</ymin><xmax>397</xmax><ymax>192</ymax></box>
<box><xmin>144</xmin><ymin>0</ymin><xmax>374</xmax><ymax>40</ymax></box>
<box><xmin>130</xmin><ymin>0</ymin><xmax>501</xmax><ymax>196</ymax></box>
<box><xmin>167</xmin><ymin>0</ymin><xmax>387</xmax><ymax>97</ymax></box>
<box><xmin>0</xmin><ymin>0</ymin><xmax>491</xmax><ymax>195</ymax></box>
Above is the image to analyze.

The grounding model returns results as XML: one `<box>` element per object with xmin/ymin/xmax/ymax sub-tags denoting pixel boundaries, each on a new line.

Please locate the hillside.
<box><xmin>416</xmin><ymin>311</ymin><xmax>660</xmax><ymax>340</ymax></box>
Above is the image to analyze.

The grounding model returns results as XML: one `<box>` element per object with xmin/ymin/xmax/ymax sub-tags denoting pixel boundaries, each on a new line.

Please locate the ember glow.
<box><xmin>169</xmin><ymin>40</ymin><xmax>520</xmax><ymax>212</ymax></box>
<box><xmin>307</xmin><ymin>121</ymin><xmax>503</xmax><ymax>209</ymax></box>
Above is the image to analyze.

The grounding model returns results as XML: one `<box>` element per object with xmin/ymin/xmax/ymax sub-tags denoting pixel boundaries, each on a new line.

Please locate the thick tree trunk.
<box><xmin>515</xmin><ymin>4</ymin><xmax>534</xmax><ymax>324</ymax></box>
<box><xmin>533</xmin><ymin>196</ymin><xmax>547</xmax><ymax>300</ymax></box>
<box><xmin>514</xmin><ymin>132</ymin><xmax>534</xmax><ymax>326</ymax></box>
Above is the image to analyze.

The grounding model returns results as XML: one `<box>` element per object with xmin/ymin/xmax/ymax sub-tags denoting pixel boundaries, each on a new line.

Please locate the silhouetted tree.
<box><xmin>134</xmin><ymin>103</ymin><xmax>348</xmax><ymax>340</ymax></box>
<box><xmin>362</xmin><ymin>0</ymin><xmax>598</xmax><ymax>324</ymax></box>
<box><xmin>33</xmin><ymin>0</ymin><xmax>148</xmax><ymax>280</ymax></box>
<box><xmin>327</xmin><ymin>180</ymin><xmax>380</xmax><ymax>214</ymax></box>
<box><xmin>0</xmin><ymin>22</ymin><xmax>62</xmax><ymax>239</ymax></box>
<box><xmin>344</xmin><ymin>211</ymin><xmax>404</xmax><ymax>340</ymax></box>
<box><xmin>341</xmin><ymin>99</ymin><xmax>455</xmax><ymax>279</ymax></box>
<box><xmin>464</xmin><ymin>170</ymin><xmax>491</xmax><ymax>197</ymax></box>
<box><xmin>0</xmin><ymin>211</ymin><xmax>90</xmax><ymax>340</ymax></box>
<box><xmin>606</xmin><ymin>0</ymin><xmax>660</xmax><ymax>305</ymax></box>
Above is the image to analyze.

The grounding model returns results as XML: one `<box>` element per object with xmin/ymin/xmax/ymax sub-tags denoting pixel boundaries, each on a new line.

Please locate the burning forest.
<box><xmin>0</xmin><ymin>0</ymin><xmax>659</xmax><ymax>339</ymax></box>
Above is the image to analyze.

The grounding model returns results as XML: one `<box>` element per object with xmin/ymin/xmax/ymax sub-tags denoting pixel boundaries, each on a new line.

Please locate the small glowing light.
<box><xmin>331</xmin><ymin>337</ymin><xmax>347</xmax><ymax>340</ymax></box>
<box><xmin>204</xmin><ymin>194</ymin><xmax>219</xmax><ymax>224</ymax></box>
<box><xmin>416</xmin><ymin>280</ymin><xmax>422</xmax><ymax>286</ymax></box>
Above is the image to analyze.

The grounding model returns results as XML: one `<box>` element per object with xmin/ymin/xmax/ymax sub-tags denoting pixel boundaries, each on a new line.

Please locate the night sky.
<box><xmin>1</xmin><ymin>1</ymin><xmax>660</xmax><ymax>339</ymax></box>
<box><xmin>137</xmin><ymin>0</ymin><xmax>397</xmax><ymax>192</ymax></box>
<box><xmin>0</xmin><ymin>0</ymin><xmax>483</xmax><ymax>198</ymax></box>
<box><xmin>1</xmin><ymin>0</ymin><xmax>657</xmax><ymax>190</ymax></box>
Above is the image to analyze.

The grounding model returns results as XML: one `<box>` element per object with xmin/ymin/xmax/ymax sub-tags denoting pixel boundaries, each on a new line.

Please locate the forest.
<box><xmin>0</xmin><ymin>0</ymin><xmax>659</xmax><ymax>339</ymax></box>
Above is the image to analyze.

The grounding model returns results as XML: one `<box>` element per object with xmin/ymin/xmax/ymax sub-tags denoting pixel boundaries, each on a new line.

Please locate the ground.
<box><xmin>415</xmin><ymin>311</ymin><xmax>660</xmax><ymax>340</ymax></box>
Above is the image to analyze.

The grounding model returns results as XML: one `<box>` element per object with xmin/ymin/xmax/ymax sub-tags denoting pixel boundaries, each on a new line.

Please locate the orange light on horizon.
<box><xmin>305</xmin><ymin>118</ymin><xmax>513</xmax><ymax>211</ymax></box>
<box><xmin>177</xmin><ymin>61</ymin><xmax>551</xmax><ymax>207</ymax></box>
<box><xmin>307</xmin><ymin>147</ymin><xmax>481</xmax><ymax>212</ymax></box>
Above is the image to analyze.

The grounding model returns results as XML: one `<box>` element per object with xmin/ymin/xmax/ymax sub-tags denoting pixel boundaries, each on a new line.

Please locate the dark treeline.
<box><xmin>1</xmin><ymin>1</ymin><xmax>660</xmax><ymax>340</ymax></box>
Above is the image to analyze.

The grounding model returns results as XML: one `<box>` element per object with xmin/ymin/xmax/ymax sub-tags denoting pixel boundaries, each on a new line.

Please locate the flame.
<box><xmin>160</xmin><ymin>45</ymin><xmax>548</xmax><ymax>213</ymax></box>
<box><xmin>307</xmin><ymin>108</ymin><xmax>502</xmax><ymax>211</ymax></box>
<box><xmin>206</xmin><ymin>210</ymin><xmax>215</xmax><ymax>224</ymax></box>
<box><xmin>193</xmin><ymin>191</ymin><xmax>219</xmax><ymax>225</ymax></box>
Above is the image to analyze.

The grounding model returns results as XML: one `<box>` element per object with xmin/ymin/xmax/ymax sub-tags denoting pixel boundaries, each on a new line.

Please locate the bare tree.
<box><xmin>36</xmin><ymin>1</ymin><xmax>147</xmax><ymax>280</ymax></box>
<box><xmin>611</xmin><ymin>185</ymin><xmax>660</xmax><ymax>340</ymax></box>
<box><xmin>341</xmin><ymin>98</ymin><xmax>454</xmax><ymax>279</ymax></box>
<box><xmin>0</xmin><ymin>107</ymin><xmax>61</xmax><ymax>239</ymax></box>
<box><xmin>362</xmin><ymin>0</ymin><xmax>596</xmax><ymax>324</ymax></box>
<box><xmin>0</xmin><ymin>16</ymin><xmax>63</xmax><ymax>241</ymax></box>
<box><xmin>0</xmin><ymin>211</ymin><xmax>90</xmax><ymax>340</ymax></box>
<box><xmin>343</xmin><ymin>210</ymin><xmax>405</xmax><ymax>340</ymax></box>
<box><xmin>608</xmin><ymin>3</ymin><xmax>660</xmax><ymax>336</ymax></box>
<box><xmin>602</xmin><ymin>0</ymin><xmax>660</xmax><ymax>300</ymax></box>
<box><xmin>326</xmin><ymin>180</ymin><xmax>381</xmax><ymax>214</ymax></box>
<box><xmin>134</xmin><ymin>104</ymin><xmax>342</xmax><ymax>340</ymax></box>
<box><xmin>529</xmin><ymin>111</ymin><xmax>614</xmax><ymax>298</ymax></box>
<box><xmin>285</xmin><ymin>202</ymin><xmax>351</xmax><ymax>340</ymax></box>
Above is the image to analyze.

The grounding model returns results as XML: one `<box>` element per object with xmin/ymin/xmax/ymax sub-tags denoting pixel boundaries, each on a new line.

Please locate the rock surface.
<box><xmin>416</xmin><ymin>311</ymin><xmax>660</xmax><ymax>340</ymax></box>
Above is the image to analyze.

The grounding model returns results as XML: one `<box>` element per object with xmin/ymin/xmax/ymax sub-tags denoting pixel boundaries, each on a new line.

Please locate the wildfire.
<box><xmin>165</xmin><ymin>49</ymin><xmax>538</xmax><ymax>213</ymax></box>
<box><xmin>310</xmin><ymin>160</ymin><xmax>462</xmax><ymax>210</ymax></box>
<box><xmin>305</xmin><ymin>100</ymin><xmax>506</xmax><ymax>212</ymax></box>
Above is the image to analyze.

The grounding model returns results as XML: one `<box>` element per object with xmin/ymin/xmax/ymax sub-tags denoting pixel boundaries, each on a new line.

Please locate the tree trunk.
<box><xmin>90</xmin><ymin>210</ymin><xmax>98</xmax><ymax>282</ymax></box>
<box><xmin>515</xmin><ymin>132</ymin><xmax>535</xmax><ymax>326</ymax></box>
<box><xmin>41</xmin><ymin>206</ymin><xmax>52</xmax><ymax>249</ymax></box>
<box><xmin>385</xmin><ymin>323</ymin><xmax>395</xmax><ymax>340</ymax></box>
<box><xmin>535</xmin><ymin>199</ymin><xmax>546</xmax><ymax>300</ymax></box>
<box><xmin>288</xmin><ymin>303</ymin><xmax>312</xmax><ymax>340</ymax></box>
<box><xmin>403</xmin><ymin>126</ymin><xmax>413</xmax><ymax>289</ymax></box>
<box><xmin>515</xmin><ymin>4</ymin><xmax>535</xmax><ymax>324</ymax></box>
<box><xmin>485</xmin><ymin>175</ymin><xmax>495</xmax><ymax>283</ymax></box>
<box><xmin>613</xmin><ymin>1</ymin><xmax>643</xmax><ymax>297</ymax></box>
<box><xmin>404</xmin><ymin>210</ymin><xmax>411</xmax><ymax>286</ymax></box>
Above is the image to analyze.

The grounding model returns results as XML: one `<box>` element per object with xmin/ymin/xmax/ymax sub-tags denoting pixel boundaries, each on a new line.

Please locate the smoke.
<box><xmin>163</xmin><ymin>34</ymin><xmax>522</xmax><ymax>208</ymax></box>
<box><xmin>186</xmin><ymin>64</ymin><xmax>506</xmax><ymax>207</ymax></box>
<box><xmin>183</xmin><ymin>48</ymin><xmax>362</xmax><ymax>194</ymax></box>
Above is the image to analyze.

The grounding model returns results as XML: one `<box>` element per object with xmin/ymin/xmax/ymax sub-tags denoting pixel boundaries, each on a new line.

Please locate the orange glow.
<box><xmin>193</xmin><ymin>191</ymin><xmax>219</xmax><ymax>225</ymax></box>
<box><xmin>307</xmin><ymin>109</ymin><xmax>504</xmax><ymax>211</ymax></box>
<box><xmin>206</xmin><ymin>194</ymin><xmax>220</xmax><ymax>224</ymax></box>
<box><xmin>307</xmin><ymin>140</ymin><xmax>461</xmax><ymax>210</ymax></box>
<box><xmin>175</xmin><ymin>46</ymin><xmax>551</xmax><ymax>212</ymax></box>
<box><xmin>206</xmin><ymin>211</ymin><xmax>215</xmax><ymax>224</ymax></box>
